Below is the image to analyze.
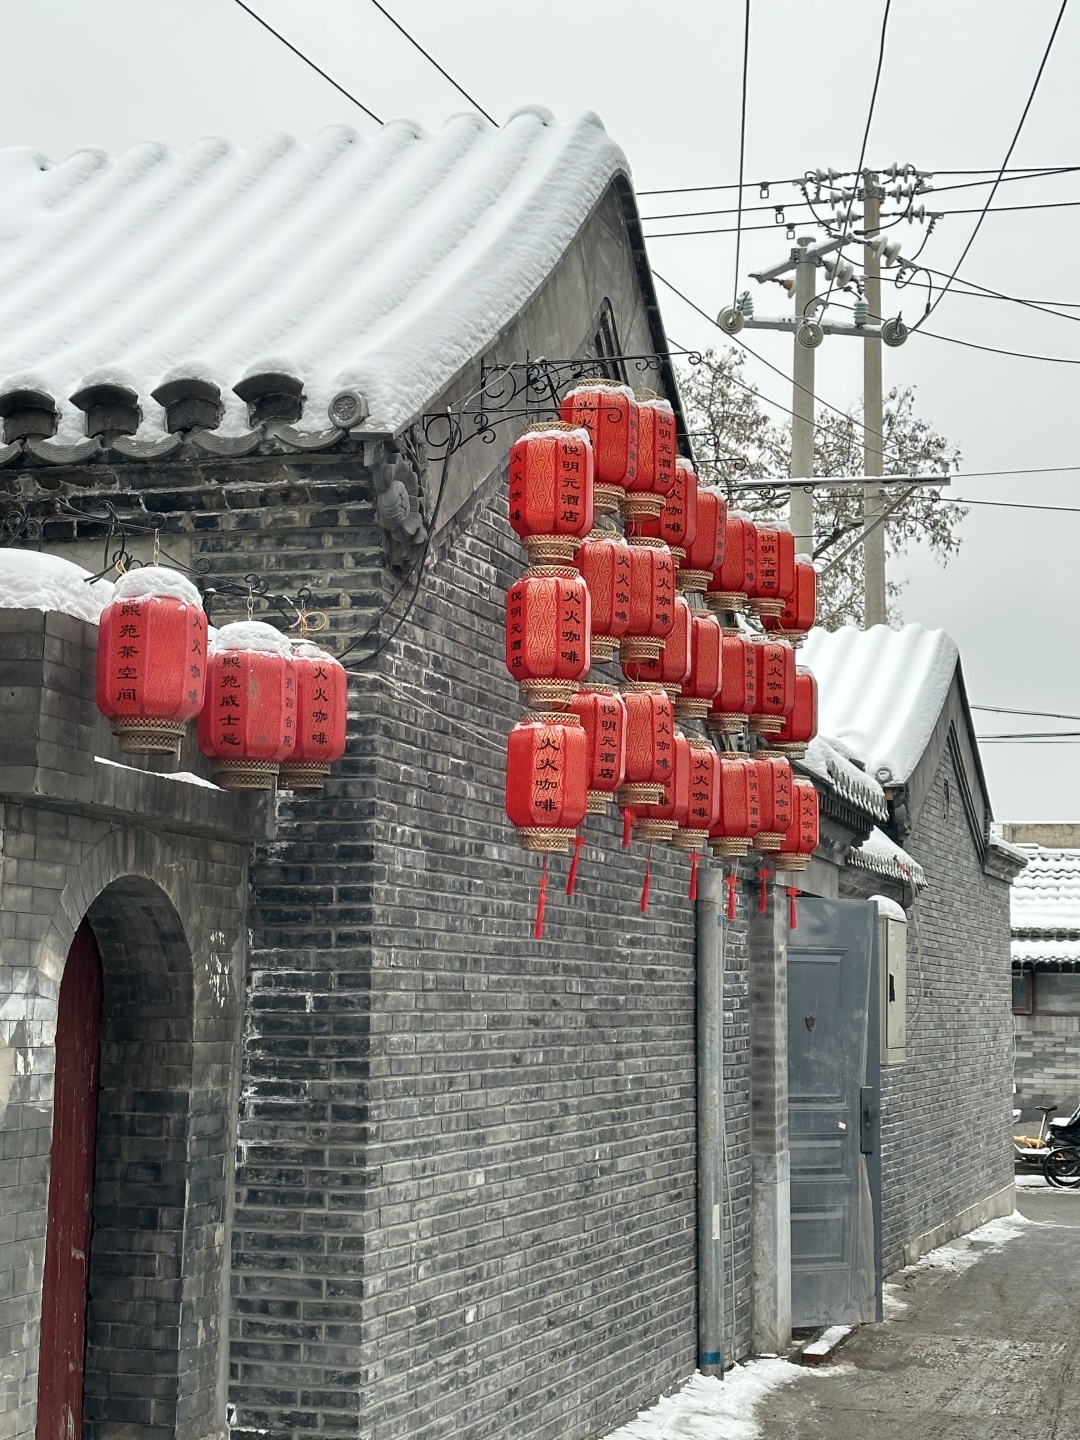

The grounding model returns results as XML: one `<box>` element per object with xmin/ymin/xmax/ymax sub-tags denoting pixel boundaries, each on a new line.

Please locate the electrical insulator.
<box><xmin>853</xmin><ymin>298</ymin><xmax>869</xmax><ymax>326</ymax></box>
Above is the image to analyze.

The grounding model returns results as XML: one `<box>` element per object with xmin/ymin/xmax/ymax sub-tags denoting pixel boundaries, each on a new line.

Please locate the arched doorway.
<box><xmin>36</xmin><ymin>920</ymin><xmax>103</xmax><ymax>1440</ymax></box>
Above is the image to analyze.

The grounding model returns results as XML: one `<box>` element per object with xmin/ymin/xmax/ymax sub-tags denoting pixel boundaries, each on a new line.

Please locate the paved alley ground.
<box><xmin>754</xmin><ymin>1182</ymin><xmax>1080</xmax><ymax>1440</ymax></box>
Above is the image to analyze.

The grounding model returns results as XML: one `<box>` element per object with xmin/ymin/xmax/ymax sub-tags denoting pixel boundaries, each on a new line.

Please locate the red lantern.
<box><xmin>708</xmin><ymin>753</ymin><xmax>761</xmax><ymax>859</ymax></box>
<box><xmin>677</xmin><ymin>612</ymin><xmax>723</xmax><ymax>720</ymax></box>
<box><xmin>96</xmin><ymin>567</ymin><xmax>207</xmax><ymax>754</ymax></box>
<box><xmin>278</xmin><ymin>643</ymin><xmax>349</xmax><ymax>790</ymax></box>
<box><xmin>632</xmin><ymin>454</ymin><xmax>698</xmax><ymax>561</ymax></box>
<box><xmin>505</xmin><ymin>712</ymin><xmax>589</xmax><ymax>851</ymax></box>
<box><xmin>622</xmin><ymin>594</ymin><xmax>691</xmax><ymax>696</ymax></box>
<box><xmin>749</xmin><ymin>638</ymin><xmax>796</xmax><ymax>736</ymax></box>
<box><xmin>673</xmin><ymin>738</ymin><xmax>721</xmax><ymax>851</ymax></box>
<box><xmin>763</xmin><ymin>556</ymin><xmax>817</xmax><ymax>643</ymax></box>
<box><xmin>508</xmin><ymin>422</ymin><xmax>595</xmax><ymax>564</ymax></box>
<box><xmin>559</xmin><ymin>380</ymin><xmax>639</xmax><ymax>515</ymax></box>
<box><xmin>774</xmin><ymin>667</ymin><xmax>818</xmax><ymax>759</ymax></box>
<box><xmin>576</xmin><ymin>530</ymin><xmax>632</xmax><ymax>663</ymax></box>
<box><xmin>568</xmin><ymin>686</ymin><xmax>627</xmax><ymax>812</ymax></box>
<box><xmin>679</xmin><ymin>482</ymin><xmax>726</xmax><ymax>593</ymax></box>
<box><xmin>632</xmin><ymin>729</ymin><xmax>691</xmax><ymax>842</ymax></box>
<box><xmin>748</xmin><ymin>522</ymin><xmax>796</xmax><ymax>619</ymax></box>
<box><xmin>625</xmin><ymin>397</ymin><xmax>677</xmax><ymax>520</ymax></box>
<box><xmin>705</xmin><ymin>510</ymin><xmax>756</xmax><ymax>614</ymax></box>
<box><xmin>505</xmin><ymin>566</ymin><xmax>591</xmax><ymax>708</ymax></box>
<box><xmin>618</xmin><ymin>682</ymin><xmax>676</xmax><ymax>807</ymax></box>
<box><xmin>775</xmin><ymin>778</ymin><xmax>819</xmax><ymax>872</ymax></box>
<box><xmin>753</xmin><ymin>752</ymin><xmax>794</xmax><ymax>852</ymax></box>
<box><xmin>620</xmin><ymin>537</ymin><xmax>677</xmax><ymax>663</ymax></box>
<box><xmin>707</xmin><ymin>629</ymin><xmax>757</xmax><ymax>736</ymax></box>
<box><xmin>198</xmin><ymin>621</ymin><xmax>295</xmax><ymax>789</ymax></box>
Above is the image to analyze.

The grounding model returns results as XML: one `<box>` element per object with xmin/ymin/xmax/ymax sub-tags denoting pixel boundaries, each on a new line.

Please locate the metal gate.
<box><xmin>37</xmin><ymin>920</ymin><xmax>102</xmax><ymax>1440</ymax></box>
<box><xmin>787</xmin><ymin>897</ymin><xmax>880</xmax><ymax>1328</ymax></box>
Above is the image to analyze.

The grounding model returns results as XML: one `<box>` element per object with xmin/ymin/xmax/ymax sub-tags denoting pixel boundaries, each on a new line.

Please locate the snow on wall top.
<box><xmin>0</xmin><ymin>109</ymin><xmax>628</xmax><ymax>442</ymax></box>
<box><xmin>1010</xmin><ymin>844</ymin><xmax>1080</xmax><ymax>932</ymax></box>
<box><xmin>800</xmin><ymin>623</ymin><xmax>959</xmax><ymax>786</ymax></box>
<box><xmin>848</xmin><ymin>825</ymin><xmax>927</xmax><ymax>892</ymax></box>
<box><xmin>0</xmin><ymin>549</ymin><xmax>113</xmax><ymax>622</ymax></box>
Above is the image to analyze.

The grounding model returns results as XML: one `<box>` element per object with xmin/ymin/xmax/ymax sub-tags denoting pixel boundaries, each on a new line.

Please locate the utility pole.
<box><xmin>862</xmin><ymin>180</ymin><xmax>886</xmax><ymax>627</ymax></box>
<box><xmin>789</xmin><ymin>239</ymin><xmax>817</xmax><ymax>558</ymax></box>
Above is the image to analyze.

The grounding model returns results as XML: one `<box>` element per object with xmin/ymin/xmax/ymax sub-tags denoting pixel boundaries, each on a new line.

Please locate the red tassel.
<box><xmin>725</xmin><ymin>870</ymin><xmax>738</xmax><ymax>921</ymax></box>
<box><xmin>622</xmin><ymin>808</ymin><xmax>632</xmax><ymax>848</ymax></box>
<box><xmin>758</xmin><ymin>866</ymin><xmax>770</xmax><ymax>913</ymax></box>
<box><xmin>534</xmin><ymin>855</ymin><xmax>549</xmax><ymax>941</ymax></box>
<box><xmin>566</xmin><ymin>832</ymin><xmax>584</xmax><ymax>896</ymax></box>
<box><xmin>688</xmin><ymin>850</ymin><xmax>700</xmax><ymax>902</ymax></box>
<box><xmin>787</xmin><ymin>886</ymin><xmax>799</xmax><ymax>930</ymax></box>
<box><xmin>640</xmin><ymin>844</ymin><xmax>652</xmax><ymax>914</ymax></box>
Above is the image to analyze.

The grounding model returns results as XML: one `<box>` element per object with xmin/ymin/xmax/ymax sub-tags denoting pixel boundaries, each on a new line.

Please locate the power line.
<box><xmin>231</xmin><ymin>0</ymin><xmax>383</xmax><ymax>124</ymax></box>
<box><xmin>914</xmin><ymin>0</ymin><xmax>1070</xmax><ymax>329</ymax></box>
<box><xmin>731</xmin><ymin>0</ymin><xmax>752</xmax><ymax>308</ymax></box>
<box><xmin>978</xmin><ymin>732</ymin><xmax>1080</xmax><ymax>741</ymax></box>
<box><xmin>941</xmin><ymin>496</ymin><xmax>1080</xmax><ymax>514</ymax></box>
<box><xmin>366</xmin><ymin>0</ymin><xmax>496</xmax><ymax>125</ymax></box>
<box><xmin>915</xmin><ymin>329</ymin><xmax>1080</xmax><ymax>364</ymax></box>
<box><xmin>894</xmin><ymin>266</ymin><xmax>1080</xmax><ymax>324</ymax></box>
<box><xmin>973</xmin><ymin>706</ymin><xmax>1080</xmax><ymax>721</ymax></box>
<box><xmin>636</xmin><ymin>165</ymin><xmax>1079</xmax><ymax>199</ymax></box>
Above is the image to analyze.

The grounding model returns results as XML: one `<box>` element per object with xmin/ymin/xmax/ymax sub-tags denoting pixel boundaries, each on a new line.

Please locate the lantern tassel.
<box><xmin>725</xmin><ymin>869</ymin><xmax>738</xmax><ymax>921</ymax></box>
<box><xmin>566</xmin><ymin>832</ymin><xmax>584</xmax><ymax>897</ymax></box>
<box><xmin>622</xmin><ymin>807</ymin><xmax>633</xmax><ymax>848</ymax></box>
<box><xmin>688</xmin><ymin>851</ymin><xmax>700</xmax><ymax>902</ymax></box>
<box><xmin>534</xmin><ymin>855</ymin><xmax>549</xmax><ymax>942</ymax></box>
<box><xmin>787</xmin><ymin>885</ymin><xmax>799</xmax><ymax>930</ymax></box>
<box><xmin>758</xmin><ymin>866</ymin><xmax>770</xmax><ymax>914</ymax></box>
<box><xmin>640</xmin><ymin>844</ymin><xmax>652</xmax><ymax>914</ymax></box>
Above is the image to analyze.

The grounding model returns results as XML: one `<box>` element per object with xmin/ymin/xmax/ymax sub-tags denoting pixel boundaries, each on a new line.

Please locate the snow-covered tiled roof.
<box><xmin>1012</xmin><ymin>938</ymin><xmax>1080</xmax><ymax>966</ymax></box>
<box><xmin>795</xmin><ymin>735</ymin><xmax>889</xmax><ymax>822</ymax></box>
<box><xmin>0</xmin><ymin>109</ymin><xmax>627</xmax><ymax>449</ymax></box>
<box><xmin>847</xmin><ymin>826</ymin><xmax>927</xmax><ymax>891</ymax></box>
<box><xmin>1010</xmin><ymin>844</ymin><xmax>1080</xmax><ymax>931</ymax></box>
<box><xmin>800</xmin><ymin>623</ymin><xmax>959</xmax><ymax>786</ymax></box>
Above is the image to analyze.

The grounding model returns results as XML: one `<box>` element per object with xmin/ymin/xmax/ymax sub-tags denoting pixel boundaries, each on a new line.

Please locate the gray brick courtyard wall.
<box><xmin>1013</xmin><ymin>1017</ymin><xmax>1080</xmax><ymax>1118</ymax></box>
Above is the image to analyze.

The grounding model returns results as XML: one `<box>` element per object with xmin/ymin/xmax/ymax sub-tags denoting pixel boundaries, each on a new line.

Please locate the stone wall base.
<box><xmin>900</xmin><ymin>1181</ymin><xmax>1016</xmax><ymax>1268</ymax></box>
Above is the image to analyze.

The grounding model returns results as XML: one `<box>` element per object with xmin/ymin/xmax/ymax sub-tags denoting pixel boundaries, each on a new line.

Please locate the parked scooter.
<box><xmin>1014</xmin><ymin>1103</ymin><xmax>1061</xmax><ymax>1168</ymax></box>
<box><xmin>1041</xmin><ymin>1104</ymin><xmax>1080</xmax><ymax>1188</ymax></box>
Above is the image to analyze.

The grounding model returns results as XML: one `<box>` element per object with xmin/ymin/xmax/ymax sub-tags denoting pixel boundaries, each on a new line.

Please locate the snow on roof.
<box><xmin>0</xmin><ymin>548</ymin><xmax>113</xmax><ymax>622</ymax></box>
<box><xmin>1012</xmin><ymin>937</ymin><xmax>1080</xmax><ymax>966</ymax></box>
<box><xmin>0</xmin><ymin>109</ymin><xmax>628</xmax><ymax>445</ymax></box>
<box><xmin>795</xmin><ymin>734</ymin><xmax>889</xmax><ymax>822</ymax></box>
<box><xmin>800</xmin><ymin>622</ymin><xmax>959</xmax><ymax>786</ymax></box>
<box><xmin>848</xmin><ymin>825</ymin><xmax>928</xmax><ymax>892</ymax></box>
<box><xmin>1010</xmin><ymin>844</ymin><xmax>1080</xmax><ymax>932</ymax></box>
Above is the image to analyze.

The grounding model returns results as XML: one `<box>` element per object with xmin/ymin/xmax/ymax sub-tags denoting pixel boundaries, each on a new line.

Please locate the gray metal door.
<box><xmin>787</xmin><ymin>897</ymin><xmax>879</xmax><ymax>1328</ymax></box>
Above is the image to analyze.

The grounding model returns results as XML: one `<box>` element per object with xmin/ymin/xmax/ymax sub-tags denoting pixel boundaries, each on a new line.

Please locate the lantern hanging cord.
<box><xmin>348</xmin><ymin>671</ymin><xmax>500</xmax><ymax>751</ymax></box>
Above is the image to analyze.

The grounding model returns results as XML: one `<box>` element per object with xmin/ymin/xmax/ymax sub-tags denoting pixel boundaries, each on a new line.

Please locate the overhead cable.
<box><xmin>231</xmin><ymin>0</ymin><xmax>383</xmax><ymax>124</ymax></box>
<box><xmin>731</xmin><ymin>1</ymin><xmax>752</xmax><ymax>307</ymax></box>
<box><xmin>366</xmin><ymin>0</ymin><xmax>497</xmax><ymax>125</ymax></box>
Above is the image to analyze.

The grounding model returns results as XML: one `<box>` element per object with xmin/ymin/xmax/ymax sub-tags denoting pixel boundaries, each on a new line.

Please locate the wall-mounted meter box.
<box><xmin>873</xmin><ymin>895</ymin><xmax>907</xmax><ymax>1065</ymax></box>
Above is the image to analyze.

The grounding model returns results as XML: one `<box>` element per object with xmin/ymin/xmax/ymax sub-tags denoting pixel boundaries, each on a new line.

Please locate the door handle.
<box><xmin>860</xmin><ymin>1085</ymin><xmax>879</xmax><ymax>1155</ymax></box>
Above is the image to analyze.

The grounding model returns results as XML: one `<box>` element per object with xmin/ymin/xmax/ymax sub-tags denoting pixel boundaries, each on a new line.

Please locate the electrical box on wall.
<box><xmin>873</xmin><ymin>896</ymin><xmax>908</xmax><ymax>1064</ymax></box>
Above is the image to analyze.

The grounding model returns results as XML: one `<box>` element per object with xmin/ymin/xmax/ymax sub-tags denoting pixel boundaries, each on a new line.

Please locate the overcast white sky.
<box><xmin>4</xmin><ymin>0</ymin><xmax>1079</xmax><ymax>819</ymax></box>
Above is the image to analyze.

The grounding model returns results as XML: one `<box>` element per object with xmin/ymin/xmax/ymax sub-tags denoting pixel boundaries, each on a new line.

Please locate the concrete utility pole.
<box><xmin>862</xmin><ymin>181</ymin><xmax>887</xmax><ymax>627</ymax></box>
<box><xmin>789</xmin><ymin>239</ymin><xmax>817</xmax><ymax>558</ymax></box>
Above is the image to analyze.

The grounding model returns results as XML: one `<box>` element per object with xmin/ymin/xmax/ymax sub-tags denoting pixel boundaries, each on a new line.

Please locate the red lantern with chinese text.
<box><xmin>632</xmin><ymin>454</ymin><xmax>698</xmax><ymax>562</ymax></box>
<box><xmin>618</xmin><ymin>683</ymin><xmax>675</xmax><ymax>807</ymax></box>
<box><xmin>774</xmin><ymin>778</ymin><xmax>819</xmax><ymax>872</ymax></box>
<box><xmin>620</xmin><ymin>537</ymin><xmax>677</xmax><ymax>663</ymax></box>
<box><xmin>673</xmin><ymin>738</ymin><xmax>721</xmax><ymax>851</ymax></box>
<box><xmin>568</xmin><ymin>685</ymin><xmax>627</xmax><ymax>812</ymax></box>
<box><xmin>749</xmin><ymin>637</ymin><xmax>796</xmax><ymax>736</ymax></box>
<box><xmin>559</xmin><ymin>380</ymin><xmax>638</xmax><ymax>515</ymax></box>
<box><xmin>624</xmin><ymin>397</ymin><xmax>677</xmax><ymax>521</ymax></box>
<box><xmin>677</xmin><ymin>612</ymin><xmax>723</xmax><ymax>720</ymax></box>
<box><xmin>753</xmin><ymin>751</ymin><xmax>794</xmax><ymax>852</ymax></box>
<box><xmin>708</xmin><ymin>753</ymin><xmax>761</xmax><ymax>859</ymax></box>
<box><xmin>505</xmin><ymin>566</ymin><xmax>591</xmax><ymax>708</ymax></box>
<box><xmin>748</xmin><ymin>522</ymin><xmax>796</xmax><ymax>620</ymax></box>
<box><xmin>622</xmin><ymin>594</ymin><xmax>691</xmax><ymax>696</ymax></box>
<box><xmin>679</xmin><ymin>482</ymin><xmax>726</xmax><ymax>593</ymax></box>
<box><xmin>198</xmin><ymin>621</ymin><xmax>295</xmax><ymax>790</ymax></box>
<box><xmin>763</xmin><ymin>555</ymin><xmax>816</xmax><ymax>643</ymax></box>
<box><xmin>774</xmin><ymin>667</ymin><xmax>818</xmax><ymax>759</ymax></box>
<box><xmin>96</xmin><ymin>567</ymin><xmax>207</xmax><ymax>755</ymax></box>
<box><xmin>278</xmin><ymin>642</ymin><xmax>348</xmax><ymax>790</ymax></box>
<box><xmin>632</xmin><ymin>729</ymin><xmax>691</xmax><ymax>842</ymax></box>
<box><xmin>505</xmin><ymin>712</ymin><xmax>589</xmax><ymax>851</ymax></box>
<box><xmin>705</xmin><ymin>509</ymin><xmax>756</xmax><ymax>614</ymax></box>
<box><xmin>575</xmin><ymin>530</ymin><xmax>632</xmax><ymax>663</ymax></box>
<box><xmin>508</xmin><ymin>422</ymin><xmax>595</xmax><ymax>564</ymax></box>
<box><xmin>707</xmin><ymin>629</ymin><xmax>757</xmax><ymax>736</ymax></box>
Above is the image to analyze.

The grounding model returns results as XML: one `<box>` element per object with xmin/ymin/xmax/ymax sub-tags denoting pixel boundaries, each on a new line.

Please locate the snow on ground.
<box><xmin>915</xmin><ymin>1211</ymin><xmax>1031</xmax><ymax>1274</ymax></box>
<box><xmin>599</xmin><ymin>1361</ymin><xmax>804</xmax><ymax>1440</ymax></box>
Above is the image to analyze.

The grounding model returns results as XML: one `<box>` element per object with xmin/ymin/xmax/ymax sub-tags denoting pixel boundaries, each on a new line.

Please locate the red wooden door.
<box><xmin>36</xmin><ymin>920</ymin><xmax>103</xmax><ymax>1440</ymax></box>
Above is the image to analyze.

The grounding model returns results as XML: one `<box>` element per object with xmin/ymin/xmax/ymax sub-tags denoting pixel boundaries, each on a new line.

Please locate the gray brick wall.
<box><xmin>1013</xmin><ymin>1017</ymin><xmax>1080</xmax><ymax>1118</ymax></box>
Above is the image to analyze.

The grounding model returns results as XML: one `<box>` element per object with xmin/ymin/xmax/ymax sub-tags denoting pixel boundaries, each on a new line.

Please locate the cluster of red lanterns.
<box><xmin>95</xmin><ymin>567</ymin><xmax>348</xmax><ymax>791</ymax></box>
<box><xmin>502</xmin><ymin>391</ymin><xmax>824</xmax><ymax>934</ymax></box>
